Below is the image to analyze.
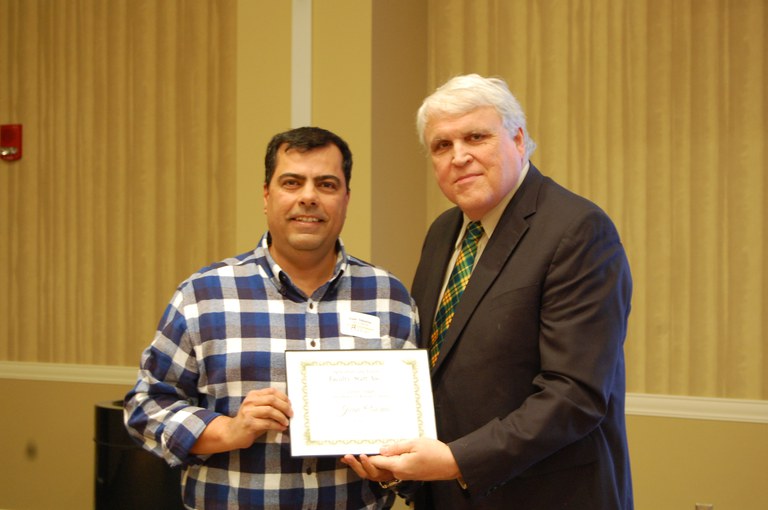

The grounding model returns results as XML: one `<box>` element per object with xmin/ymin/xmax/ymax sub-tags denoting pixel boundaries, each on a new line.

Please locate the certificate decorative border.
<box><xmin>299</xmin><ymin>359</ymin><xmax>427</xmax><ymax>447</ymax></box>
<box><xmin>285</xmin><ymin>349</ymin><xmax>436</xmax><ymax>456</ymax></box>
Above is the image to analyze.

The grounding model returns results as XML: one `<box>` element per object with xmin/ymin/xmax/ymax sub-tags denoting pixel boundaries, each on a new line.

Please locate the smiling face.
<box><xmin>264</xmin><ymin>143</ymin><xmax>350</xmax><ymax>267</ymax></box>
<box><xmin>425</xmin><ymin>106</ymin><xmax>527</xmax><ymax>220</ymax></box>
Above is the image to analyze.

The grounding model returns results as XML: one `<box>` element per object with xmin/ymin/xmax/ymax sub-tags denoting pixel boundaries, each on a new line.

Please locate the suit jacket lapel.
<box><xmin>431</xmin><ymin>165</ymin><xmax>544</xmax><ymax>374</ymax></box>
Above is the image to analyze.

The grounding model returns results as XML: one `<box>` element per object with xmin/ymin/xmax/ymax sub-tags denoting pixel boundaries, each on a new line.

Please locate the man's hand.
<box><xmin>366</xmin><ymin>438</ymin><xmax>462</xmax><ymax>482</ymax></box>
<box><xmin>341</xmin><ymin>454</ymin><xmax>396</xmax><ymax>483</ymax></box>
<box><xmin>191</xmin><ymin>387</ymin><xmax>293</xmax><ymax>454</ymax></box>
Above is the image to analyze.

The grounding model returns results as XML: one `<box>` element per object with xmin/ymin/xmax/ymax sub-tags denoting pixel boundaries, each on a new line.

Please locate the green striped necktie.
<box><xmin>429</xmin><ymin>221</ymin><xmax>484</xmax><ymax>367</ymax></box>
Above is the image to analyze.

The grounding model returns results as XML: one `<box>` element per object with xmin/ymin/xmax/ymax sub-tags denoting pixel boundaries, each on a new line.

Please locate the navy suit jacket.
<box><xmin>410</xmin><ymin>164</ymin><xmax>633</xmax><ymax>509</ymax></box>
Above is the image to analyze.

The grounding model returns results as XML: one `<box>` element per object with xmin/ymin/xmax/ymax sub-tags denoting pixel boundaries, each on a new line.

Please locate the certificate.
<box><xmin>284</xmin><ymin>349</ymin><xmax>437</xmax><ymax>457</ymax></box>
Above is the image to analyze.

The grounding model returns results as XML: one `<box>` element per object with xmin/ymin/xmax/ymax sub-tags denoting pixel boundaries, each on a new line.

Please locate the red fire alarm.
<box><xmin>1</xmin><ymin>124</ymin><xmax>22</xmax><ymax>161</ymax></box>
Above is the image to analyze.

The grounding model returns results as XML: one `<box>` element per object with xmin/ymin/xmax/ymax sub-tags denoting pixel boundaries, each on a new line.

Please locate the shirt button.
<box><xmin>310</xmin><ymin>340</ymin><xmax>317</xmax><ymax>347</ymax></box>
<box><xmin>306</xmin><ymin>467</ymin><xmax>312</xmax><ymax>475</ymax></box>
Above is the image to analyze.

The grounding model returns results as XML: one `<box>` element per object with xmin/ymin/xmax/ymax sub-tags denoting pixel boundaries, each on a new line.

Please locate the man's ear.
<box><xmin>513</xmin><ymin>127</ymin><xmax>525</xmax><ymax>154</ymax></box>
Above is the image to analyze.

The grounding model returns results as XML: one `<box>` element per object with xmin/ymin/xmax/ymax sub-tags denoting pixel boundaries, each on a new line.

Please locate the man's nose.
<box><xmin>451</xmin><ymin>144</ymin><xmax>473</xmax><ymax>166</ymax></box>
<box><xmin>298</xmin><ymin>183</ymin><xmax>319</xmax><ymax>204</ymax></box>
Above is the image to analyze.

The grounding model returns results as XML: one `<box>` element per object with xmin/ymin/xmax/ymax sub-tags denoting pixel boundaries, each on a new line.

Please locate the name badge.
<box><xmin>339</xmin><ymin>311</ymin><xmax>380</xmax><ymax>339</ymax></box>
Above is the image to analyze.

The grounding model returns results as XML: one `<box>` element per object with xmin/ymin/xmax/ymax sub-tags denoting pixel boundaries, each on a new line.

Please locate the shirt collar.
<box><xmin>258</xmin><ymin>232</ymin><xmax>348</xmax><ymax>297</ymax></box>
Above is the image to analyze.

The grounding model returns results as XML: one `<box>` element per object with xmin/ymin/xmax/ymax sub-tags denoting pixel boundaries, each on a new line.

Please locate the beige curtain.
<box><xmin>425</xmin><ymin>0</ymin><xmax>767</xmax><ymax>399</ymax></box>
<box><xmin>0</xmin><ymin>0</ymin><xmax>237</xmax><ymax>365</ymax></box>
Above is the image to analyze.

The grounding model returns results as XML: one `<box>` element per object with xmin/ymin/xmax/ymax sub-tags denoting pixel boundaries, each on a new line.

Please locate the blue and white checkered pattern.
<box><xmin>124</xmin><ymin>233</ymin><xmax>419</xmax><ymax>510</ymax></box>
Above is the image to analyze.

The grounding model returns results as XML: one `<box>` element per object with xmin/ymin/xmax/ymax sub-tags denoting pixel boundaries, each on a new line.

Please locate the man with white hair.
<box><xmin>346</xmin><ymin>74</ymin><xmax>634</xmax><ymax>509</ymax></box>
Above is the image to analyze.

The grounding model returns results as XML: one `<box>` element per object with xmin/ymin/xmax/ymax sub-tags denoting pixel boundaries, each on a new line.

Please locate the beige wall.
<box><xmin>628</xmin><ymin>416</ymin><xmax>768</xmax><ymax>509</ymax></box>
<box><xmin>1</xmin><ymin>1</ymin><xmax>766</xmax><ymax>509</ymax></box>
<box><xmin>0</xmin><ymin>379</ymin><xmax>134</xmax><ymax>510</ymax></box>
<box><xmin>234</xmin><ymin>0</ymin><xmax>291</xmax><ymax>254</ymax></box>
<box><xmin>369</xmin><ymin>1</ymin><xmax>428</xmax><ymax>286</ymax></box>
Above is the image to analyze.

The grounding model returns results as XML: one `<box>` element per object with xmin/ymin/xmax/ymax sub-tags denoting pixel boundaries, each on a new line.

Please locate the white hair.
<box><xmin>416</xmin><ymin>74</ymin><xmax>537</xmax><ymax>157</ymax></box>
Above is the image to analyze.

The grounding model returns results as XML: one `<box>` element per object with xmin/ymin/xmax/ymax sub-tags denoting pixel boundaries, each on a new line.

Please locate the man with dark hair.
<box><xmin>264</xmin><ymin>126</ymin><xmax>353</xmax><ymax>189</ymax></box>
<box><xmin>124</xmin><ymin>126</ymin><xmax>419</xmax><ymax>509</ymax></box>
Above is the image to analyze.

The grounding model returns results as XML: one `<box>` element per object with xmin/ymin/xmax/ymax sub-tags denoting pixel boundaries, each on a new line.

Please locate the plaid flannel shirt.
<box><xmin>124</xmin><ymin>234</ymin><xmax>419</xmax><ymax>510</ymax></box>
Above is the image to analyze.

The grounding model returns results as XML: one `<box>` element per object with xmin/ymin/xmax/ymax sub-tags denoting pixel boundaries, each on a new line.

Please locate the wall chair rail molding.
<box><xmin>0</xmin><ymin>361</ymin><xmax>137</xmax><ymax>386</ymax></box>
<box><xmin>1</xmin><ymin>361</ymin><xmax>767</xmax><ymax>424</ymax></box>
<box><xmin>626</xmin><ymin>393</ymin><xmax>768</xmax><ymax>424</ymax></box>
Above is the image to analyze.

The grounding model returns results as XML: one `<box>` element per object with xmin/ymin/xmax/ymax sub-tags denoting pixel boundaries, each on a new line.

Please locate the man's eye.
<box><xmin>468</xmin><ymin>133</ymin><xmax>487</xmax><ymax>142</ymax></box>
<box><xmin>431</xmin><ymin>141</ymin><xmax>451</xmax><ymax>153</ymax></box>
<box><xmin>319</xmin><ymin>181</ymin><xmax>335</xmax><ymax>189</ymax></box>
